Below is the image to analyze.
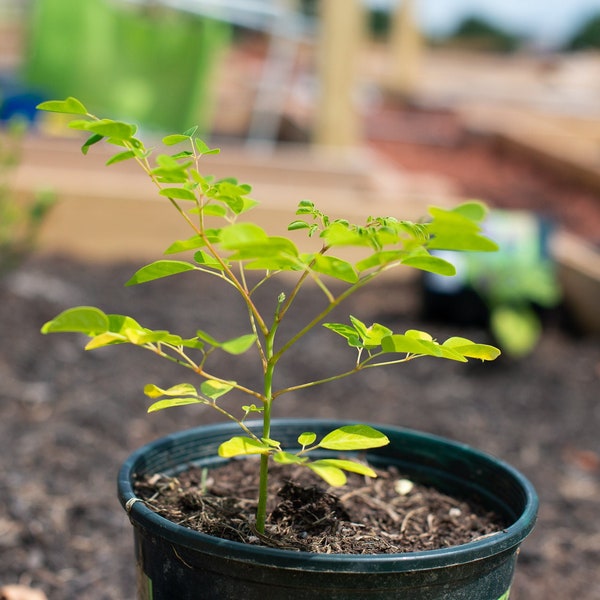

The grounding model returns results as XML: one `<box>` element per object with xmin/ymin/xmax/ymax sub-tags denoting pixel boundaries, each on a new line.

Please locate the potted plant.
<box><xmin>37</xmin><ymin>97</ymin><xmax>537</xmax><ymax>600</ymax></box>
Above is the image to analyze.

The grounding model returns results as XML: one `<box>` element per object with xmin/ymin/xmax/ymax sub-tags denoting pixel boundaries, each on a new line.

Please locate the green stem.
<box><xmin>273</xmin><ymin>354</ymin><xmax>417</xmax><ymax>399</ymax></box>
<box><xmin>255</xmin><ymin>315</ymin><xmax>279</xmax><ymax>533</ymax></box>
<box><xmin>255</xmin><ymin>392</ymin><xmax>272</xmax><ymax>533</ymax></box>
<box><xmin>256</xmin><ymin>448</ymin><xmax>270</xmax><ymax>534</ymax></box>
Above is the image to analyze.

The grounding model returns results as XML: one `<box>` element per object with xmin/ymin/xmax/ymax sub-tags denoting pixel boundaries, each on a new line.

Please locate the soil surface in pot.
<box><xmin>1</xmin><ymin>256</ymin><xmax>598</xmax><ymax>600</ymax></box>
<box><xmin>135</xmin><ymin>460</ymin><xmax>505</xmax><ymax>554</ymax></box>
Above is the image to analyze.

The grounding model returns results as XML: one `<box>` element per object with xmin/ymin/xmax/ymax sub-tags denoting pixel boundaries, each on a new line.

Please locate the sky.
<box><xmin>367</xmin><ymin>0</ymin><xmax>600</xmax><ymax>47</ymax></box>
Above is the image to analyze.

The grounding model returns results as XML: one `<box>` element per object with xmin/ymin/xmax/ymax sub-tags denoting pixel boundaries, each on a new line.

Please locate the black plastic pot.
<box><xmin>118</xmin><ymin>420</ymin><xmax>537</xmax><ymax>599</ymax></box>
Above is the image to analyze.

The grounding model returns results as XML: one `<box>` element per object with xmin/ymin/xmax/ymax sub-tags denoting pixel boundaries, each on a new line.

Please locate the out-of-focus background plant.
<box><xmin>0</xmin><ymin>119</ymin><xmax>54</xmax><ymax>276</ymax></box>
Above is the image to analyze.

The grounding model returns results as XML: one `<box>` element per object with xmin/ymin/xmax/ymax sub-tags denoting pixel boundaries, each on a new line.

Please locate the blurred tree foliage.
<box><xmin>565</xmin><ymin>13</ymin><xmax>600</xmax><ymax>50</ymax></box>
<box><xmin>444</xmin><ymin>15</ymin><xmax>522</xmax><ymax>53</ymax></box>
<box><xmin>369</xmin><ymin>9</ymin><xmax>391</xmax><ymax>38</ymax></box>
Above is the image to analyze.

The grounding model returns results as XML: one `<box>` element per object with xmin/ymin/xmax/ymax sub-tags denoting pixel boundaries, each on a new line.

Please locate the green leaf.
<box><xmin>383</xmin><ymin>333</ymin><xmax>468</xmax><ymax>361</ymax></box>
<box><xmin>72</xmin><ymin>119</ymin><xmax>136</xmax><ymax>141</ymax></box>
<box><xmin>349</xmin><ymin>316</ymin><xmax>392</xmax><ymax>349</ymax></box>
<box><xmin>442</xmin><ymin>337</ymin><xmax>502</xmax><ymax>361</ymax></box>
<box><xmin>346</xmin><ymin>316</ymin><xmax>367</xmax><ymax>342</ymax></box>
<box><xmin>150</xmin><ymin>155</ymin><xmax>191</xmax><ymax>182</ymax></box>
<box><xmin>404</xmin><ymin>329</ymin><xmax>433</xmax><ymax>341</ymax></box>
<box><xmin>381</xmin><ymin>333</ymin><xmax>446</xmax><ymax>358</ymax></box>
<box><xmin>156</xmin><ymin>154</ymin><xmax>190</xmax><ymax>170</ymax></box>
<box><xmin>307</xmin><ymin>463</ymin><xmax>347</xmax><ymax>486</ymax></box>
<box><xmin>273</xmin><ymin>452</ymin><xmax>307</xmax><ymax>465</ymax></box>
<box><xmin>296</xmin><ymin>199</ymin><xmax>316</xmax><ymax>213</ymax></box>
<box><xmin>82</xmin><ymin>133</ymin><xmax>103</xmax><ymax>155</ymax></box>
<box><xmin>218</xmin><ymin>437</ymin><xmax>272</xmax><ymax>458</ymax></box>
<box><xmin>171</xmin><ymin>150</ymin><xmax>193</xmax><ymax>160</ymax></box>
<box><xmin>41</xmin><ymin>306</ymin><xmax>108</xmax><ymax>335</ymax></box>
<box><xmin>381</xmin><ymin>333</ymin><xmax>432</xmax><ymax>354</ymax></box>
<box><xmin>106</xmin><ymin>150</ymin><xmax>136</xmax><ymax>165</ymax></box>
<box><xmin>452</xmin><ymin>201</ymin><xmax>488</xmax><ymax>222</ymax></box>
<box><xmin>144</xmin><ymin>383</ymin><xmax>197</xmax><ymax>398</ymax></box>
<box><xmin>123</xmin><ymin>329</ymin><xmax>184</xmax><ymax>346</ymax></box>
<box><xmin>195</xmin><ymin>329</ymin><xmax>221</xmax><ymax>347</ymax></box>
<box><xmin>178</xmin><ymin>337</ymin><xmax>205</xmax><ymax>350</ymax></box>
<box><xmin>193</xmin><ymin>250</ymin><xmax>225</xmax><ymax>269</ymax></box>
<box><xmin>322</xmin><ymin>221</ymin><xmax>372</xmax><ymax>247</ymax></box>
<box><xmin>164</xmin><ymin>236</ymin><xmax>205</xmax><ymax>254</ymax></box>
<box><xmin>426</xmin><ymin>206</ymin><xmax>498</xmax><ymax>252</ymax></box>
<box><xmin>298</xmin><ymin>432</ymin><xmax>317</xmax><ymax>446</ymax></box>
<box><xmin>85</xmin><ymin>331</ymin><xmax>133</xmax><ymax>350</ymax></box>
<box><xmin>355</xmin><ymin>250</ymin><xmax>405</xmax><ymax>272</ymax></box>
<box><xmin>194</xmin><ymin>138</ymin><xmax>220</xmax><ymax>155</ymax></box>
<box><xmin>152</xmin><ymin>172</ymin><xmax>187</xmax><ymax>184</ymax></box>
<box><xmin>183</xmin><ymin>126</ymin><xmax>199</xmax><ymax>137</ymax></box>
<box><xmin>36</xmin><ymin>97</ymin><xmax>88</xmax><ymax>115</ymax></box>
<box><xmin>82</xmin><ymin>314</ymin><xmax>149</xmax><ymax>349</ymax></box>
<box><xmin>428</xmin><ymin>232</ymin><xmax>498</xmax><ymax>253</ymax></box>
<box><xmin>318</xmin><ymin>425</ymin><xmax>390</xmax><ymax>451</ymax></box>
<box><xmin>308</xmin><ymin>255</ymin><xmax>358</xmax><ymax>283</ymax></box>
<box><xmin>125</xmin><ymin>260</ymin><xmax>197</xmax><ymax>286</ymax></box>
<box><xmin>311</xmin><ymin>458</ymin><xmax>377</xmax><ymax>479</ymax></box>
<box><xmin>221</xmin><ymin>334</ymin><xmax>257</xmax><ymax>355</ymax></box>
<box><xmin>325</xmin><ymin>318</ymin><xmax>392</xmax><ymax>350</ymax></box>
<box><xmin>380</xmin><ymin>331</ymin><xmax>499</xmax><ymax>362</ymax></box>
<box><xmin>287</xmin><ymin>220</ymin><xmax>311</xmax><ymax>231</ymax></box>
<box><xmin>162</xmin><ymin>134</ymin><xmax>189</xmax><ymax>146</ymax></box>
<box><xmin>211</xmin><ymin>181</ymin><xmax>253</xmax><ymax>213</ymax></box>
<box><xmin>401</xmin><ymin>255</ymin><xmax>456</xmax><ymax>276</ymax></box>
<box><xmin>200</xmin><ymin>379</ymin><xmax>235</xmax><ymax>400</ymax></box>
<box><xmin>201</xmin><ymin>204</ymin><xmax>228</xmax><ymax>217</ymax></box>
<box><xmin>220</xmin><ymin>225</ymin><xmax>300</xmax><ymax>269</ymax></box>
<box><xmin>147</xmin><ymin>397</ymin><xmax>204</xmax><ymax>413</ymax></box>
<box><xmin>159</xmin><ymin>187</ymin><xmax>197</xmax><ymax>201</ymax></box>
<box><xmin>219</xmin><ymin>223</ymin><xmax>268</xmax><ymax>247</ymax></box>
<box><xmin>323</xmin><ymin>322</ymin><xmax>361</xmax><ymax>347</ymax></box>
<box><xmin>261</xmin><ymin>437</ymin><xmax>281</xmax><ymax>448</ymax></box>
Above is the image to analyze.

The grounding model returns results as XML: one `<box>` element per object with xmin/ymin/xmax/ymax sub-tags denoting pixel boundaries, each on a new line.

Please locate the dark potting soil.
<box><xmin>134</xmin><ymin>460</ymin><xmax>505</xmax><ymax>554</ymax></box>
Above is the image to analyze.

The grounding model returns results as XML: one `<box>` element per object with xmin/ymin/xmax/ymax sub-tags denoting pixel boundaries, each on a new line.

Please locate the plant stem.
<box><xmin>255</xmin><ymin>397</ymin><xmax>272</xmax><ymax>533</ymax></box>
<box><xmin>255</xmin><ymin>315</ymin><xmax>279</xmax><ymax>533</ymax></box>
<box><xmin>256</xmin><ymin>453</ymin><xmax>270</xmax><ymax>534</ymax></box>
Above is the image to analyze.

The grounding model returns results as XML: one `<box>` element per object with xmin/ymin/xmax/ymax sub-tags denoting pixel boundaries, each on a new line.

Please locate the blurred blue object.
<box><xmin>0</xmin><ymin>77</ymin><xmax>46</xmax><ymax>123</ymax></box>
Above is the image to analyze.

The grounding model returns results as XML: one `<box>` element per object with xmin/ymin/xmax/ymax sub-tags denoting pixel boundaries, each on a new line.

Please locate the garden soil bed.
<box><xmin>0</xmin><ymin>255</ymin><xmax>598</xmax><ymax>599</ymax></box>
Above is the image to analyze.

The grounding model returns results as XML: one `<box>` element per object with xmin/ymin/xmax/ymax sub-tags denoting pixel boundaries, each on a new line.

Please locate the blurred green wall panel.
<box><xmin>23</xmin><ymin>0</ymin><xmax>230</xmax><ymax>132</ymax></box>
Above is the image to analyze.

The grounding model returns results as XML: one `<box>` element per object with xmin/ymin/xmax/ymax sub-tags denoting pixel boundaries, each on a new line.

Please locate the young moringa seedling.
<box><xmin>38</xmin><ymin>97</ymin><xmax>500</xmax><ymax>534</ymax></box>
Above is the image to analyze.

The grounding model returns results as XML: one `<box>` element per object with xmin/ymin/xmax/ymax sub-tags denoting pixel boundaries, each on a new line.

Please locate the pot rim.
<box><xmin>118</xmin><ymin>419</ymin><xmax>538</xmax><ymax>573</ymax></box>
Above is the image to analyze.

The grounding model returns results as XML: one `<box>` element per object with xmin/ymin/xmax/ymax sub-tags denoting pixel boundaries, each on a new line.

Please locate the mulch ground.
<box><xmin>0</xmin><ymin>251</ymin><xmax>598</xmax><ymax>599</ymax></box>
